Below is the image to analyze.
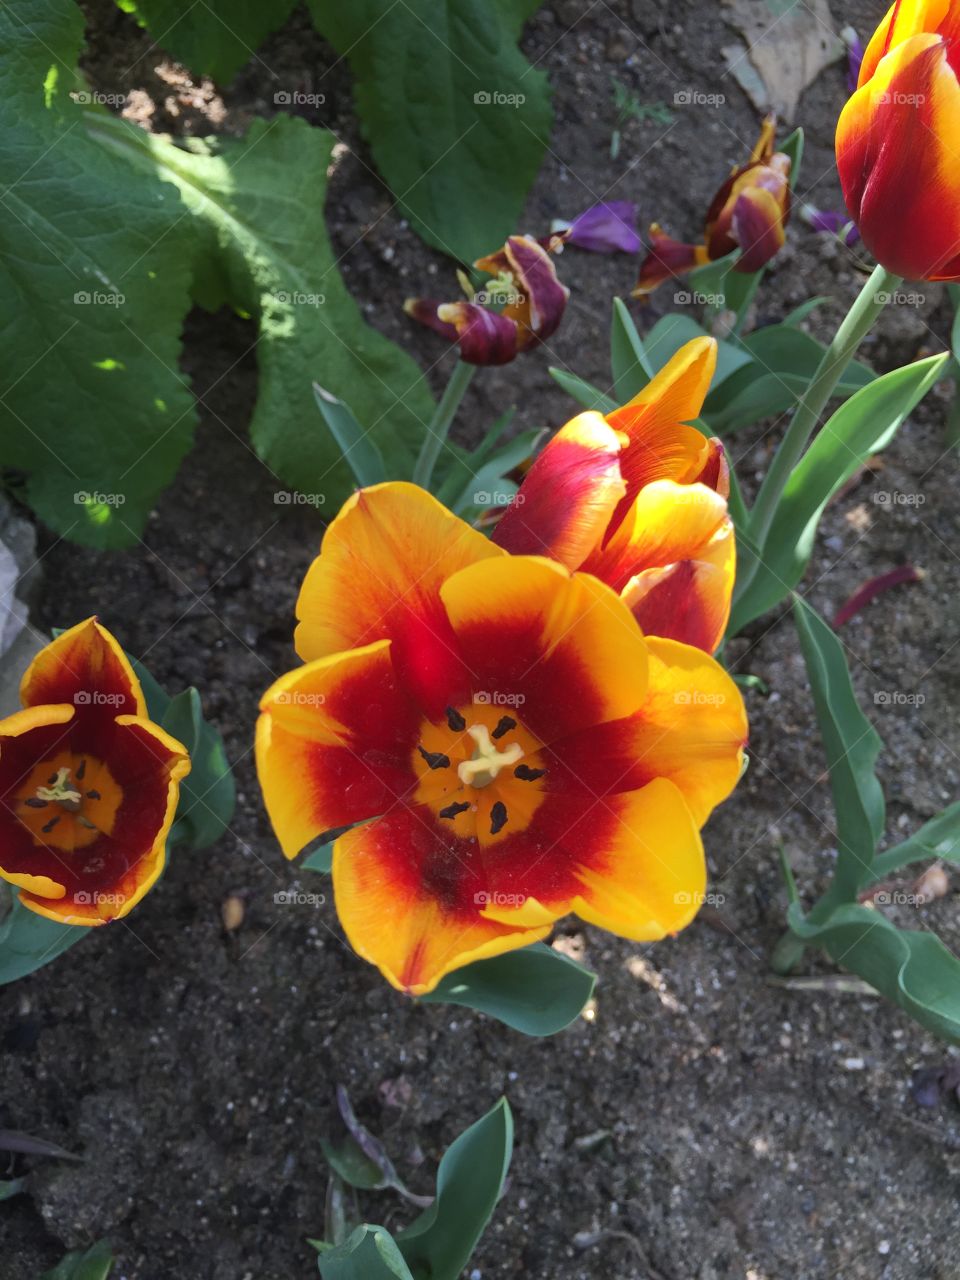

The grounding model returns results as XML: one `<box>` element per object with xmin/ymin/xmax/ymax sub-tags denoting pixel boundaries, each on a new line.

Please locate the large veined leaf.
<box><xmin>0</xmin><ymin>0</ymin><xmax>197</xmax><ymax>548</ymax></box>
<box><xmin>88</xmin><ymin>112</ymin><xmax>435</xmax><ymax>498</ymax></box>
<box><xmin>792</xmin><ymin>597</ymin><xmax>884</xmax><ymax>898</ymax></box>
<box><xmin>731</xmin><ymin>353</ymin><xmax>949</xmax><ymax>631</ymax></box>
<box><xmin>306</xmin><ymin>0</ymin><xmax>553</xmax><ymax>261</ymax></box>
<box><xmin>115</xmin><ymin>0</ymin><xmax>298</xmax><ymax>84</ymax></box>
<box><xmin>788</xmin><ymin>902</ymin><xmax>960</xmax><ymax>1045</ymax></box>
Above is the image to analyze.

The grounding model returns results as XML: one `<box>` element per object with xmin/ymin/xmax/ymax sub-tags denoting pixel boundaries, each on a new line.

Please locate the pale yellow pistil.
<box><xmin>457</xmin><ymin>724</ymin><xmax>523</xmax><ymax>789</ymax></box>
<box><xmin>35</xmin><ymin>767</ymin><xmax>83</xmax><ymax>812</ymax></box>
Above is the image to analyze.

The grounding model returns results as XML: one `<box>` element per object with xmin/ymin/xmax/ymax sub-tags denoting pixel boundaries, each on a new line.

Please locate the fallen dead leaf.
<box><xmin>722</xmin><ymin>0</ymin><xmax>845</xmax><ymax>119</ymax></box>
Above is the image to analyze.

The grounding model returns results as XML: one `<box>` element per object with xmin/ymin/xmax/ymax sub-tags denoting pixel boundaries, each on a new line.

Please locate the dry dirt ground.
<box><xmin>4</xmin><ymin>2</ymin><xmax>960</xmax><ymax>1278</ymax></box>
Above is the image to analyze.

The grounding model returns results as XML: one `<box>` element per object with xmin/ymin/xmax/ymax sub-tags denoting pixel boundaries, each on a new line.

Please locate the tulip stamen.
<box><xmin>490</xmin><ymin>801</ymin><xmax>508</xmax><ymax>835</ymax></box>
<box><xmin>418</xmin><ymin>746</ymin><xmax>451</xmax><ymax>771</ymax></box>
<box><xmin>439</xmin><ymin>800</ymin><xmax>471</xmax><ymax>820</ymax></box>
<box><xmin>491</xmin><ymin>716</ymin><xmax>517</xmax><ymax>740</ymax></box>
<box><xmin>514</xmin><ymin>764</ymin><xmax>546</xmax><ymax>782</ymax></box>
<box><xmin>457</xmin><ymin>724</ymin><xmax>523</xmax><ymax>788</ymax></box>
<box><xmin>445</xmin><ymin>706</ymin><xmax>466</xmax><ymax>732</ymax></box>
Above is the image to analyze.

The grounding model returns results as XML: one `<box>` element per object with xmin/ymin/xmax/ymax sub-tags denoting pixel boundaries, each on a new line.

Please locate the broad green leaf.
<box><xmin>306</xmin><ymin>0</ymin><xmax>552</xmax><ymax>261</ymax></box>
<box><xmin>731</xmin><ymin>353</ymin><xmax>949</xmax><ymax>630</ymax></box>
<box><xmin>88</xmin><ymin>112</ymin><xmax>434</xmax><ymax>505</ymax></box>
<box><xmin>0</xmin><ymin>889</ymin><xmax>88</xmax><ymax>986</ymax></box>
<box><xmin>870</xmin><ymin>802</ymin><xmax>960</xmax><ymax>881</ymax></box>
<box><xmin>792</xmin><ymin>597</ymin><xmax>884</xmax><ymax>896</ymax></box>
<box><xmin>40</xmin><ymin>1239</ymin><xmax>114</xmax><ymax>1280</ymax></box>
<box><xmin>788</xmin><ymin>902</ymin><xmax>960</xmax><ymax>1045</ymax></box>
<box><xmin>610</xmin><ymin>297</ymin><xmax>654</xmax><ymax>401</ymax></box>
<box><xmin>548</xmin><ymin>368</ymin><xmax>617</xmax><ymax>414</ymax></box>
<box><xmin>0</xmin><ymin>0</ymin><xmax>197</xmax><ymax>548</ymax></box>
<box><xmin>318</xmin><ymin>1225</ymin><xmax>415</xmax><ymax>1280</ymax></box>
<box><xmin>313</xmin><ymin>384</ymin><xmax>387</xmax><ymax>489</ymax></box>
<box><xmin>115</xmin><ymin>0</ymin><xmax>298</xmax><ymax>83</ymax></box>
<box><xmin>419</xmin><ymin>942</ymin><xmax>595</xmax><ymax>1035</ymax></box>
<box><xmin>397</xmin><ymin>1098</ymin><xmax>512</xmax><ymax>1278</ymax></box>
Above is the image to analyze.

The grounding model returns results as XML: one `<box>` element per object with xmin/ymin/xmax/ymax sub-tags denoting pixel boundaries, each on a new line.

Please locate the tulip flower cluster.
<box><xmin>256</xmin><ymin>337</ymin><xmax>747</xmax><ymax>996</ymax></box>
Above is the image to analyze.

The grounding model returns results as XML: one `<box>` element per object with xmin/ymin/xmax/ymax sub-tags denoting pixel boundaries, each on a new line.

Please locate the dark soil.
<box><xmin>4</xmin><ymin>2</ymin><xmax>960</xmax><ymax>1278</ymax></box>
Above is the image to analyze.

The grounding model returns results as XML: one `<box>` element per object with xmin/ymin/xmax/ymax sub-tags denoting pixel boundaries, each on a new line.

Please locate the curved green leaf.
<box><xmin>870</xmin><ymin>802</ymin><xmax>960</xmax><ymax>881</ymax></box>
<box><xmin>40</xmin><ymin>1239</ymin><xmax>113</xmax><ymax>1280</ymax></box>
<box><xmin>731</xmin><ymin>353</ymin><xmax>949</xmax><ymax>630</ymax></box>
<box><xmin>397</xmin><ymin>1098</ymin><xmax>512</xmax><ymax>1279</ymax></box>
<box><xmin>610</xmin><ymin>297</ymin><xmax>653</xmax><ymax>401</ymax></box>
<box><xmin>419</xmin><ymin>941</ymin><xmax>595</xmax><ymax>1035</ymax></box>
<box><xmin>792</xmin><ymin>596</ymin><xmax>884</xmax><ymax>896</ymax></box>
<box><xmin>0</xmin><ymin>889</ymin><xmax>87</xmax><ymax>987</ymax></box>
<box><xmin>317</xmin><ymin>1225</ymin><xmax>415</xmax><ymax>1280</ymax></box>
<box><xmin>548</xmin><ymin>368</ymin><xmax>617</xmax><ymax>414</ymax></box>
<box><xmin>788</xmin><ymin>902</ymin><xmax>960</xmax><ymax>1045</ymax></box>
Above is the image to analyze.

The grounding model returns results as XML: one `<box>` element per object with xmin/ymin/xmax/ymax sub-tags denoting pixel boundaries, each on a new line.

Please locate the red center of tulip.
<box><xmin>411</xmin><ymin>701</ymin><xmax>548</xmax><ymax>844</ymax></box>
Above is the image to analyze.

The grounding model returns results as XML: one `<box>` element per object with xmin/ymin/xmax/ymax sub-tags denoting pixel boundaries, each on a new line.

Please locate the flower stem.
<box><xmin>412</xmin><ymin>358</ymin><xmax>477</xmax><ymax>491</ymax></box>
<box><xmin>734</xmin><ymin>263</ymin><xmax>901</xmax><ymax>603</ymax></box>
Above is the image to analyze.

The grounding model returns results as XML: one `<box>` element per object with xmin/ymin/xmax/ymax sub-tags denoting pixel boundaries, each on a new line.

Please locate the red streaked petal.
<box><xmin>436</xmin><ymin>301</ymin><xmax>519</xmax><ymax>365</ymax></box>
<box><xmin>295</xmin><ymin>482</ymin><xmax>505</xmax><ymax>719</ymax></box>
<box><xmin>20</xmin><ymin>618</ymin><xmax>145</xmax><ymax>719</ymax></box>
<box><xmin>332</xmin><ymin>806</ymin><xmax>551</xmax><ymax>994</ymax></box>
<box><xmin>257</xmin><ymin>640</ymin><xmax>422</xmax><ymax>859</ymax></box>
<box><xmin>440</xmin><ymin>556</ymin><xmax>649</xmax><ymax>745</ymax></box>
<box><xmin>403</xmin><ymin>297</ymin><xmax>459</xmax><ymax>341</ymax></box>
<box><xmin>502</xmin><ymin>234</ymin><xmax>570</xmax><ymax>343</ymax></box>
<box><xmin>544</xmin><ymin>636</ymin><xmax>747</xmax><ymax>826</ymax></box>
<box><xmin>568</xmin><ymin>779</ymin><xmax>705</xmax><ymax>940</ymax></box>
<box><xmin>624</xmin><ymin>560</ymin><xmax>732</xmax><ymax>654</ymax></box>
<box><xmin>633</xmin><ymin>223</ymin><xmax>708</xmax><ymax>295</ymax></box>
<box><xmin>491</xmin><ymin>411</ymin><xmax>625</xmax><ymax>569</ymax></box>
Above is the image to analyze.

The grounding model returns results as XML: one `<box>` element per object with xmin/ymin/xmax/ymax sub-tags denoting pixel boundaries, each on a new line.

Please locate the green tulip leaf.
<box><xmin>792</xmin><ymin>596</ymin><xmax>884</xmax><ymax>897</ymax></box>
<box><xmin>731</xmin><ymin>352</ymin><xmax>949</xmax><ymax>630</ymax></box>
<box><xmin>313</xmin><ymin>384</ymin><xmax>387</xmax><ymax>490</ymax></box>
<box><xmin>397</xmin><ymin>1097</ymin><xmax>513</xmax><ymax>1279</ymax></box>
<box><xmin>317</xmin><ymin>1225</ymin><xmax>415</xmax><ymax>1280</ymax></box>
<box><xmin>610</xmin><ymin>296</ymin><xmax>655</xmax><ymax>401</ymax></box>
<box><xmin>548</xmin><ymin>368</ymin><xmax>618</xmax><ymax>414</ymax></box>
<box><xmin>419</xmin><ymin>941</ymin><xmax>595</xmax><ymax>1035</ymax></box>
<box><xmin>869</xmin><ymin>801</ymin><xmax>960</xmax><ymax>881</ymax></box>
<box><xmin>788</xmin><ymin>902</ymin><xmax>960</xmax><ymax>1046</ymax></box>
<box><xmin>40</xmin><ymin>1239</ymin><xmax>114</xmax><ymax>1280</ymax></box>
<box><xmin>0</xmin><ymin>889</ymin><xmax>86</xmax><ymax>987</ymax></box>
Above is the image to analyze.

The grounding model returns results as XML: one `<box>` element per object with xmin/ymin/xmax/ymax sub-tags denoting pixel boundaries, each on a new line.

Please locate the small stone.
<box><xmin>222</xmin><ymin>895</ymin><xmax>245</xmax><ymax>932</ymax></box>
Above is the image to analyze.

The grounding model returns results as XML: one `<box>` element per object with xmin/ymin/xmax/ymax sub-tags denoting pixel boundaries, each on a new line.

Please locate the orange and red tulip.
<box><xmin>0</xmin><ymin>619</ymin><xmax>190</xmax><ymax>925</ymax></box>
<box><xmin>634</xmin><ymin>116</ymin><xmax>792</xmax><ymax>295</ymax></box>
<box><xmin>493</xmin><ymin>337</ymin><xmax>734</xmax><ymax>654</ymax></box>
<box><xmin>836</xmin><ymin>0</ymin><xmax>960</xmax><ymax>281</ymax></box>
<box><xmin>405</xmin><ymin>235</ymin><xmax>569</xmax><ymax>365</ymax></box>
<box><xmin>256</xmin><ymin>482</ymin><xmax>746</xmax><ymax>996</ymax></box>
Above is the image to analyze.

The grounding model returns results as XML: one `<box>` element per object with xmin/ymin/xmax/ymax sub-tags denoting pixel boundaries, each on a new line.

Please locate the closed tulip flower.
<box><xmin>836</xmin><ymin>0</ymin><xmax>960</xmax><ymax>280</ymax></box>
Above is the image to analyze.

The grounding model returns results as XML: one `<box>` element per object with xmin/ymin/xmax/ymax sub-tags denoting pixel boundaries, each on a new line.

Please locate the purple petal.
<box><xmin>565</xmin><ymin>202</ymin><xmax>641</xmax><ymax>254</ymax></box>
<box><xmin>846</xmin><ymin>33</ymin><xmax>865</xmax><ymax>94</ymax></box>
<box><xmin>801</xmin><ymin>205</ymin><xmax>860</xmax><ymax>246</ymax></box>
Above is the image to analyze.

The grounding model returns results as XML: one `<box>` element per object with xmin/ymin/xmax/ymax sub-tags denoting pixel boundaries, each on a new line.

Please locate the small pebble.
<box><xmin>222</xmin><ymin>895</ymin><xmax>245</xmax><ymax>931</ymax></box>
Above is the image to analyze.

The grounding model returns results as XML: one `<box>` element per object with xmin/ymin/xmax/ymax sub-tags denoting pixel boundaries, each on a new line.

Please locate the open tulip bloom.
<box><xmin>836</xmin><ymin>0</ymin><xmax>960</xmax><ymax>281</ymax></box>
<box><xmin>0</xmin><ymin>619</ymin><xmax>191</xmax><ymax>925</ymax></box>
<box><xmin>257</xmin><ymin>470</ymin><xmax>746</xmax><ymax>996</ymax></box>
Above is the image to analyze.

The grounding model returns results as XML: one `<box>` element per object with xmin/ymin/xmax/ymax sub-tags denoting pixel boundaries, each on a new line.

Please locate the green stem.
<box><xmin>412</xmin><ymin>358</ymin><xmax>477</xmax><ymax>490</ymax></box>
<box><xmin>735</xmin><ymin>263</ymin><xmax>901</xmax><ymax>601</ymax></box>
